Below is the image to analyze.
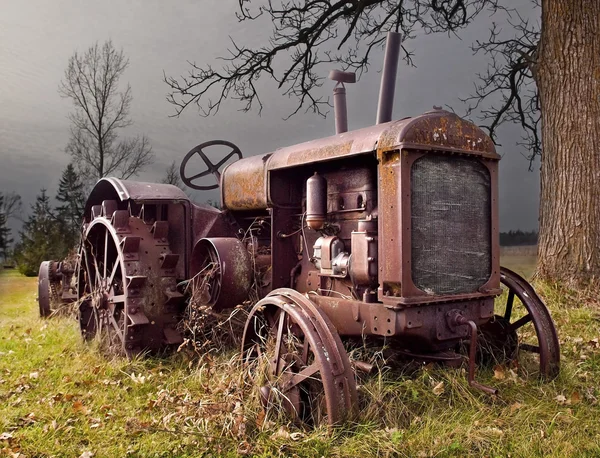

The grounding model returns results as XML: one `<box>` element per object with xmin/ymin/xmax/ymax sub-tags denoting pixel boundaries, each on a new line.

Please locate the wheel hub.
<box><xmin>91</xmin><ymin>290</ymin><xmax>110</xmax><ymax>310</ymax></box>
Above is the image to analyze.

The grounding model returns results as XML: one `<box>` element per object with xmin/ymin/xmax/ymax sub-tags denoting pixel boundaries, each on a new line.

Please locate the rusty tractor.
<box><xmin>39</xmin><ymin>32</ymin><xmax>559</xmax><ymax>426</ymax></box>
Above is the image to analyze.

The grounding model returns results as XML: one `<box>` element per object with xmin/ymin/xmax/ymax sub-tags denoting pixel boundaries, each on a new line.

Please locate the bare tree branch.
<box><xmin>165</xmin><ymin>0</ymin><xmax>503</xmax><ymax>118</ymax></box>
<box><xmin>60</xmin><ymin>41</ymin><xmax>154</xmax><ymax>182</ymax></box>
<box><xmin>1</xmin><ymin>192</ymin><xmax>23</xmax><ymax>222</ymax></box>
<box><xmin>462</xmin><ymin>5</ymin><xmax>541</xmax><ymax>168</ymax></box>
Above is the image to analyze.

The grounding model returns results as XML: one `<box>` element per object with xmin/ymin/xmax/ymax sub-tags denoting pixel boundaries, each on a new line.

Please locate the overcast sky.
<box><xmin>0</xmin><ymin>0</ymin><xmax>540</xmax><ymax>233</ymax></box>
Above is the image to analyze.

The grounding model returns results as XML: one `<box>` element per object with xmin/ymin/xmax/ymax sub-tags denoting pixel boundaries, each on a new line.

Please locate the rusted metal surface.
<box><xmin>487</xmin><ymin>267</ymin><xmax>560</xmax><ymax>378</ymax></box>
<box><xmin>190</xmin><ymin>237</ymin><xmax>252</xmax><ymax>312</ymax></box>
<box><xmin>38</xmin><ymin>260</ymin><xmax>77</xmax><ymax>317</ymax></box>
<box><xmin>308</xmin><ymin>294</ymin><xmax>495</xmax><ymax>352</ymax></box>
<box><xmin>377</xmin><ymin>148</ymin><xmax>502</xmax><ymax>306</ymax></box>
<box><xmin>77</xmin><ymin>202</ymin><xmax>185</xmax><ymax>356</ymax></box>
<box><xmin>38</xmin><ymin>261</ymin><xmax>52</xmax><ymax>317</ymax></box>
<box><xmin>221</xmin><ymin>154</ymin><xmax>269</xmax><ymax>210</ymax></box>
<box><xmin>241</xmin><ymin>289</ymin><xmax>357</xmax><ymax>426</ymax></box>
<box><xmin>447</xmin><ymin>310</ymin><xmax>498</xmax><ymax>395</ymax></box>
<box><xmin>84</xmin><ymin>178</ymin><xmax>190</xmax><ymax>222</ymax></box>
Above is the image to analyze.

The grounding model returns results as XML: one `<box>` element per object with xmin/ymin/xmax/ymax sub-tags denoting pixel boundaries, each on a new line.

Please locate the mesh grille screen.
<box><xmin>411</xmin><ymin>154</ymin><xmax>491</xmax><ymax>295</ymax></box>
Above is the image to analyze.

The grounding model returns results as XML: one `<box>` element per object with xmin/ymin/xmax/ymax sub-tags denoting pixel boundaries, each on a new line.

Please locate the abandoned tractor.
<box><xmin>39</xmin><ymin>32</ymin><xmax>559</xmax><ymax>426</ymax></box>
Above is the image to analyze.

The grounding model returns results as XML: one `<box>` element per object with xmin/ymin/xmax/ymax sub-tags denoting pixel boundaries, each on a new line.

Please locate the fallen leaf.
<box><xmin>129</xmin><ymin>373</ymin><xmax>146</xmax><ymax>384</ymax></box>
<box><xmin>29</xmin><ymin>372</ymin><xmax>39</xmax><ymax>380</ymax></box>
<box><xmin>510</xmin><ymin>402</ymin><xmax>523</xmax><ymax>413</ymax></box>
<box><xmin>555</xmin><ymin>394</ymin><xmax>567</xmax><ymax>405</ymax></box>
<box><xmin>255</xmin><ymin>410</ymin><xmax>266</xmax><ymax>429</ymax></box>
<box><xmin>432</xmin><ymin>381</ymin><xmax>445</xmax><ymax>396</ymax></box>
<box><xmin>271</xmin><ymin>426</ymin><xmax>291</xmax><ymax>440</ymax></box>
<box><xmin>73</xmin><ymin>401</ymin><xmax>89</xmax><ymax>414</ymax></box>
<box><xmin>290</xmin><ymin>431</ymin><xmax>304</xmax><ymax>441</ymax></box>
<box><xmin>493</xmin><ymin>366</ymin><xmax>506</xmax><ymax>380</ymax></box>
<box><xmin>79</xmin><ymin>452</ymin><xmax>94</xmax><ymax>458</ymax></box>
<box><xmin>571</xmin><ymin>391</ymin><xmax>581</xmax><ymax>405</ymax></box>
<box><xmin>0</xmin><ymin>432</ymin><xmax>13</xmax><ymax>441</ymax></box>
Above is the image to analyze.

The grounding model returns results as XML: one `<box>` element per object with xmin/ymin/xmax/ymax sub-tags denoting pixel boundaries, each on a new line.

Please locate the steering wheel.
<box><xmin>179</xmin><ymin>140</ymin><xmax>243</xmax><ymax>190</ymax></box>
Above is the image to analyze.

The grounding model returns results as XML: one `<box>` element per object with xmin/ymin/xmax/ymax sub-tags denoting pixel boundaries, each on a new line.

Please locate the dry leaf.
<box><xmin>432</xmin><ymin>381</ymin><xmax>445</xmax><ymax>396</ymax></box>
<box><xmin>510</xmin><ymin>402</ymin><xmax>523</xmax><ymax>413</ymax></box>
<box><xmin>571</xmin><ymin>391</ymin><xmax>581</xmax><ymax>404</ymax></box>
<box><xmin>29</xmin><ymin>372</ymin><xmax>39</xmax><ymax>380</ymax></box>
<box><xmin>73</xmin><ymin>401</ymin><xmax>89</xmax><ymax>414</ymax></box>
<box><xmin>0</xmin><ymin>432</ymin><xmax>13</xmax><ymax>441</ymax></box>
<box><xmin>129</xmin><ymin>373</ymin><xmax>146</xmax><ymax>384</ymax></box>
<box><xmin>271</xmin><ymin>426</ymin><xmax>291</xmax><ymax>440</ymax></box>
<box><xmin>255</xmin><ymin>410</ymin><xmax>266</xmax><ymax>428</ymax></box>
<box><xmin>555</xmin><ymin>394</ymin><xmax>567</xmax><ymax>405</ymax></box>
<box><xmin>79</xmin><ymin>452</ymin><xmax>94</xmax><ymax>458</ymax></box>
<box><xmin>493</xmin><ymin>366</ymin><xmax>506</xmax><ymax>380</ymax></box>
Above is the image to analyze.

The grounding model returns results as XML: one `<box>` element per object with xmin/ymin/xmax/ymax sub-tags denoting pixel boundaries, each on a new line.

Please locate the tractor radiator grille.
<box><xmin>411</xmin><ymin>154</ymin><xmax>491</xmax><ymax>295</ymax></box>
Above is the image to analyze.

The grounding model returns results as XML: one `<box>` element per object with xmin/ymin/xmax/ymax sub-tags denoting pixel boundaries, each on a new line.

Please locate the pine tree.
<box><xmin>15</xmin><ymin>190</ymin><xmax>64</xmax><ymax>276</ymax></box>
<box><xmin>55</xmin><ymin>163</ymin><xmax>85</xmax><ymax>250</ymax></box>
<box><xmin>0</xmin><ymin>194</ymin><xmax>12</xmax><ymax>263</ymax></box>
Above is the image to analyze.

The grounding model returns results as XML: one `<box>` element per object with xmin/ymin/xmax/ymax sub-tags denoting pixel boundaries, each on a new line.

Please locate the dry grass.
<box><xmin>1</xmin><ymin>264</ymin><xmax>600</xmax><ymax>457</ymax></box>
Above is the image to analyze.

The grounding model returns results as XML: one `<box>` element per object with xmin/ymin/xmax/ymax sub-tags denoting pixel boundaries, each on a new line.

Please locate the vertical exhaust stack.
<box><xmin>328</xmin><ymin>70</ymin><xmax>356</xmax><ymax>134</ymax></box>
<box><xmin>376</xmin><ymin>31</ymin><xmax>402</xmax><ymax>125</ymax></box>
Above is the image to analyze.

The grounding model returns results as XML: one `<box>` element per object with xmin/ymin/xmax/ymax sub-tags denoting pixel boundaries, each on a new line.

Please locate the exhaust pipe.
<box><xmin>376</xmin><ymin>32</ymin><xmax>402</xmax><ymax>125</ymax></box>
<box><xmin>328</xmin><ymin>69</ymin><xmax>356</xmax><ymax>134</ymax></box>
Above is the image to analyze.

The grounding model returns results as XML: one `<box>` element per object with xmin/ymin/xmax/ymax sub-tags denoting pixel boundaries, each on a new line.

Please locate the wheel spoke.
<box><xmin>108</xmin><ymin>311</ymin><xmax>124</xmax><ymax>342</ymax></box>
<box><xmin>82</xmin><ymin>249</ymin><xmax>94</xmax><ymax>293</ymax></box>
<box><xmin>504</xmin><ymin>291</ymin><xmax>515</xmax><ymax>320</ymax></box>
<box><xmin>108</xmin><ymin>260</ymin><xmax>120</xmax><ymax>287</ymax></box>
<box><xmin>301</xmin><ymin>340</ymin><xmax>310</xmax><ymax>365</ymax></box>
<box><xmin>519</xmin><ymin>343</ymin><xmax>540</xmax><ymax>353</ymax></box>
<box><xmin>273</xmin><ymin>311</ymin><xmax>287</xmax><ymax>375</ymax></box>
<box><xmin>509</xmin><ymin>314</ymin><xmax>532</xmax><ymax>333</ymax></box>
<box><xmin>103</xmin><ymin>230</ymin><xmax>108</xmax><ymax>278</ymax></box>
<box><xmin>196</xmin><ymin>149</ymin><xmax>215</xmax><ymax>169</ymax></box>
<box><xmin>188</xmin><ymin>169</ymin><xmax>213</xmax><ymax>180</ymax></box>
<box><xmin>214</xmin><ymin>150</ymin><xmax>238</xmax><ymax>169</ymax></box>
<box><xmin>91</xmin><ymin>247</ymin><xmax>102</xmax><ymax>289</ymax></box>
<box><xmin>284</xmin><ymin>362</ymin><xmax>320</xmax><ymax>391</ymax></box>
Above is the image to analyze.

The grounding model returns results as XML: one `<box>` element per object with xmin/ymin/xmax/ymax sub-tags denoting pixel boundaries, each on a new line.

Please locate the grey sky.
<box><xmin>0</xmin><ymin>0</ymin><xmax>539</xmax><ymax>233</ymax></box>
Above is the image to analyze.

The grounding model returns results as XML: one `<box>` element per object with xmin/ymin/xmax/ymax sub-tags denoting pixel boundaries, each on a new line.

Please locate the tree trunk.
<box><xmin>535</xmin><ymin>0</ymin><xmax>600</xmax><ymax>285</ymax></box>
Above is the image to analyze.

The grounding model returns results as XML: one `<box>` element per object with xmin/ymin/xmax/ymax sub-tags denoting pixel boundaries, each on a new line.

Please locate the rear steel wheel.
<box><xmin>481</xmin><ymin>266</ymin><xmax>560</xmax><ymax>378</ymax></box>
<box><xmin>77</xmin><ymin>201</ymin><xmax>185</xmax><ymax>357</ymax></box>
<box><xmin>242</xmin><ymin>289</ymin><xmax>356</xmax><ymax>426</ymax></box>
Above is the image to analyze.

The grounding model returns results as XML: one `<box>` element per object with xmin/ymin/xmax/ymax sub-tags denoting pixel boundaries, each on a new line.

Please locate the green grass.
<box><xmin>1</xmin><ymin>257</ymin><xmax>600</xmax><ymax>457</ymax></box>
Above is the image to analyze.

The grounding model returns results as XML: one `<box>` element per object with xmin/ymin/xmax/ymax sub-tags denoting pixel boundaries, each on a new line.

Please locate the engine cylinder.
<box><xmin>306</xmin><ymin>172</ymin><xmax>327</xmax><ymax>230</ymax></box>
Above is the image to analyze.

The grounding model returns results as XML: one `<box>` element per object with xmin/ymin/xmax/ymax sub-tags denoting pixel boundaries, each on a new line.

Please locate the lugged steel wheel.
<box><xmin>480</xmin><ymin>266</ymin><xmax>560</xmax><ymax>379</ymax></box>
<box><xmin>77</xmin><ymin>201</ymin><xmax>185</xmax><ymax>357</ymax></box>
<box><xmin>241</xmin><ymin>289</ymin><xmax>357</xmax><ymax>427</ymax></box>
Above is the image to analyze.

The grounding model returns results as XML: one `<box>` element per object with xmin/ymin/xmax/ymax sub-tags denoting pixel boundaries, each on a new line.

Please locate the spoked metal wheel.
<box><xmin>242</xmin><ymin>289</ymin><xmax>357</xmax><ymax>427</ymax></box>
<box><xmin>480</xmin><ymin>266</ymin><xmax>560</xmax><ymax>379</ymax></box>
<box><xmin>77</xmin><ymin>201</ymin><xmax>185</xmax><ymax>357</ymax></box>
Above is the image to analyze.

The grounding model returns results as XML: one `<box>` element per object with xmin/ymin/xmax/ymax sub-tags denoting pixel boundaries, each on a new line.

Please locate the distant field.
<box><xmin>1</xmin><ymin>265</ymin><xmax>599</xmax><ymax>457</ymax></box>
<box><xmin>500</xmin><ymin>245</ymin><xmax>537</xmax><ymax>279</ymax></box>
